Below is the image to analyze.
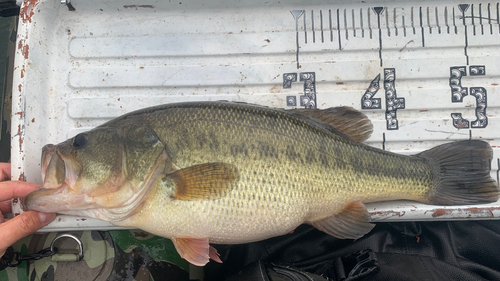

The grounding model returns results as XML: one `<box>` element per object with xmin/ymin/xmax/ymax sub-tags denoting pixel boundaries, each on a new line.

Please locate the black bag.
<box><xmin>205</xmin><ymin>221</ymin><xmax>500</xmax><ymax>281</ymax></box>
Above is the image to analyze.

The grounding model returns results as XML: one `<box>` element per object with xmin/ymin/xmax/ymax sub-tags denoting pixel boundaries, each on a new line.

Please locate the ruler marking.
<box><xmin>436</xmin><ymin>7</ymin><xmax>441</xmax><ymax>34</ymax></box>
<box><xmin>402</xmin><ymin>14</ymin><xmax>407</xmax><ymax>37</ymax></box>
<box><xmin>479</xmin><ymin>3</ymin><xmax>484</xmax><ymax>35</ymax></box>
<box><xmin>352</xmin><ymin>9</ymin><xmax>356</xmax><ymax>37</ymax></box>
<box><xmin>445</xmin><ymin>6</ymin><xmax>450</xmax><ymax>34</ymax></box>
<box><xmin>368</xmin><ymin>7</ymin><xmax>373</xmax><ymax>39</ymax></box>
<box><xmin>411</xmin><ymin>7</ymin><xmax>416</xmax><ymax>34</ymax></box>
<box><xmin>394</xmin><ymin>8</ymin><xmax>398</xmax><ymax>36</ymax></box>
<box><xmin>360</xmin><ymin>8</ymin><xmax>365</xmax><ymax>37</ymax></box>
<box><xmin>386</xmin><ymin>8</ymin><xmax>391</xmax><ymax>36</ymax></box>
<box><xmin>488</xmin><ymin>3</ymin><xmax>492</xmax><ymax>35</ymax></box>
<box><xmin>427</xmin><ymin>7</ymin><xmax>432</xmax><ymax>34</ymax></box>
<box><xmin>320</xmin><ymin>10</ymin><xmax>324</xmax><ymax>43</ymax></box>
<box><xmin>337</xmin><ymin>9</ymin><xmax>342</xmax><ymax>50</ymax></box>
<box><xmin>304</xmin><ymin>10</ymin><xmax>307</xmax><ymax>44</ymax></box>
<box><xmin>291</xmin><ymin>10</ymin><xmax>304</xmax><ymax>69</ymax></box>
<box><xmin>453</xmin><ymin>7</ymin><xmax>457</xmax><ymax>34</ymax></box>
<box><xmin>420</xmin><ymin>7</ymin><xmax>425</xmax><ymax>47</ymax></box>
<box><xmin>459</xmin><ymin>4</ymin><xmax>469</xmax><ymax>65</ymax></box>
<box><xmin>374</xmin><ymin>7</ymin><xmax>385</xmax><ymax>66</ymax></box>
<box><xmin>312</xmin><ymin>10</ymin><xmax>316</xmax><ymax>43</ymax></box>
<box><xmin>471</xmin><ymin>4</ymin><xmax>476</xmax><ymax>36</ymax></box>
<box><xmin>382</xmin><ymin>133</ymin><xmax>386</xmax><ymax>150</ymax></box>
<box><xmin>344</xmin><ymin>9</ymin><xmax>349</xmax><ymax>40</ymax></box>
<box><xmin>329</xmin><ymin>9</ymin><xmax>333</xmax><ymax>42</ymax></box>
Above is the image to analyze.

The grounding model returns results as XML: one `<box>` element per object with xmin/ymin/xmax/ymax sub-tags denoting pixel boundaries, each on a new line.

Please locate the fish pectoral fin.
<box><xmin>164</xmin><ymin>163</ymin><xmax>239</xmax><ymax>200</ymax></box>
<box><xmin>308</xmin><ymin>202</ymin><xmax>375</xmax><ymax>239</ymax></box>
<box><xmin>172</xmin><ymin>237</ymin><xmax>222</xmax><ymax>266</ymax></box>
<box><xmin>292</xmin><ymin>107</ymin><xmax>373</xmax><ymax>142</ymax></box>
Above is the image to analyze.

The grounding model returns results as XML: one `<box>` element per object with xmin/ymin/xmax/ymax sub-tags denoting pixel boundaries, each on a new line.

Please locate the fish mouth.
<box><xmin>24</xmin><ymin>183</ymin><xmax>90</xmax><ymax>212</ymax></box>
<box><xmin>26</xmin><ymin>144</ymin><xmax>89</xmax><ymax>213</ymax></box>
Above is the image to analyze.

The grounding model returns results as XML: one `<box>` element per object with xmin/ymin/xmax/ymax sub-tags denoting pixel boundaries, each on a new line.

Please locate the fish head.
<box><xmin>26</xmin><ymin>124</ymin><xmax>166</xmax><ymax>221</ymax></box>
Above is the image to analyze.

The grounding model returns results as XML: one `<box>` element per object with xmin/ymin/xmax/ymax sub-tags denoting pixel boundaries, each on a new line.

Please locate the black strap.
<box><xmin>224</xmin><ymin>250</ymin><xmax>379</xmax><ymax>281</ymax></box>
<box><xmin>332</xmin><ymin>250</ymin><xmax>379</xmax><ymax>281</ymax></box>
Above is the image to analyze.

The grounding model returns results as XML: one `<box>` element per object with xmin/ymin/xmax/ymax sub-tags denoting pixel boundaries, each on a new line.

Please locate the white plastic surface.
<box><xmin>11</xmin><ymin>0</ymin><xmax>500</xmax><ymax>231</ymax></box>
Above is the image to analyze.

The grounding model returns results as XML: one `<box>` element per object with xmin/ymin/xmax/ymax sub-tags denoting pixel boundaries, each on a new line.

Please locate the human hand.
<box><xmin>0</xmin><ymin>163</ymin><xmax>56</xmax><ymax>258</ymax></box>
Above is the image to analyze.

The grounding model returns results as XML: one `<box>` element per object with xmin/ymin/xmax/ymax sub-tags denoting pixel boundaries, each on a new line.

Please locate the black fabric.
<box><xmin>204</xmin><ymin>221</ymin><xmax>500</xmax><ymax>281</ymax></box>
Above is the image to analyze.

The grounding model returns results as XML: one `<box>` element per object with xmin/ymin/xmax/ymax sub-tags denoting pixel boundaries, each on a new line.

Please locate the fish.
<box><xmin>25</xmin><ymin>101</ymin><xmax>499</xmax><ymax>266</ymax></box>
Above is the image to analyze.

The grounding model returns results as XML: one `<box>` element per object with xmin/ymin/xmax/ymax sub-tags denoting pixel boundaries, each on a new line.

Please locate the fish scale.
<box><xmin>26</xmin><ymin>102</ymin><xmax>498</xmax><ymax>266</ymax></box>
<box><xmin>121</xmin><ymin>103</ymin><xmax>433</xmax><ymax>239</ymax></box>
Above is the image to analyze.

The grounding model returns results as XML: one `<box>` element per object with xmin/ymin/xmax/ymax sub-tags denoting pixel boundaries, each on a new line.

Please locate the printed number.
<box><xmin>361</xmin><ymin>68</ymin><xmax>405</xmax><ymax>130</ymax></box>
<box><xmin>283</xmin><ymin>72</ymin><xmax>317</xmax><ymax>109</ymax></box>
<box><xmin>449</xmin><ymin>66</ymin><xmax>487</xmax><ymax>129</ymax></box>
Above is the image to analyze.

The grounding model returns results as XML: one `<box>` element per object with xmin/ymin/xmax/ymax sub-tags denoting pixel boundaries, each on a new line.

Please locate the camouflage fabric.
<box><xmin>1</xmin><ymin>230</ymin><xmax>190</xmax><ymax>281</ymax></box>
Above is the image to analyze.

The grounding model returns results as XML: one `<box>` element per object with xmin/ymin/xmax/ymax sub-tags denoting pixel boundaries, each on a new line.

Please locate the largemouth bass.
<box><xmin>25</xmin><ymin>101</ymin><xmax>499</xmax><ymax>266</ymax></box>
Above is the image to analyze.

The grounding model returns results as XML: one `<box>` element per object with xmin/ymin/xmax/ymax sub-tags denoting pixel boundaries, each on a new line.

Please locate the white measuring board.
<box><xmin>11</xmin><ymin>0</ymin><xmax>500</xmax><ymax>231</ymax></box>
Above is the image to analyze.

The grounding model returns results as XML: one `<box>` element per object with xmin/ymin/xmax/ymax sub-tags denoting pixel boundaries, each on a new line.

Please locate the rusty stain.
<box><xmin>492</xmin><ymin>83</ymin><xmax>498</xmax><ymax>86</ymax></box>
<box><xmin>140</xmin><ymin>66</ymin><xmax>144</xmax><ymax>69</ymax></box>
<box><xmin>18</xmin><ymin>40</ymin><xmax>29</xmax><ymax>59</ymax></box>
<box><xmin>432</xmin><ymin>209</ymin><xmax>453</xmax><ymax>217</ymax></box>
<box><xmin>15</xmin><ymin>111</ymin><xmax>24</xmax><ymax>118</ymax></box>
<box><xmin>117</xmin><ymin>98</ymin><xmax>121</xmax><ymax>101</ymax></box>
<box><xmin>21</xmin><ymin>68</ymin><xmax>25</xmax><ymax>78</ymax></box>
<box><xmin>20</xmin><ymin>0</ymin><xmax>39</xmax><ymax>23</ymax></box>
<box><xmin>336</xmin><ymin>82</ymin><xmax>345</xmax><ymax>85</ymax></box>
<box><xmin>77</xmin><ymin>218</ymin><xmax>87</xmax><ymax>221</ymax></box>
<box><xmin>12</xmin><ymin>198</ymin><xmax>19</xmax><ymax>204</ymax></box>
<box><xmin>31</xmin><ymin>118</ymin><xmax>35</xmax><ymax>123</ymax></box>
<box><xmin>18</xmin><ymin>84</ymin><xmax>22</xmax><ymax>92</ymax></box>
<box><xmin>18</xmin><ymin>173</ymin><xmax>25</xmax><ymax>181</ymax></box>
<box><xmin>416</xmin><ymin>236</ymin><xmax>420</xmax><ymax>243</ymax></box>
<box><xmin>371</xmin><ymin>210</ymin><xmax>405</xmax><ymax>217</ymax></box>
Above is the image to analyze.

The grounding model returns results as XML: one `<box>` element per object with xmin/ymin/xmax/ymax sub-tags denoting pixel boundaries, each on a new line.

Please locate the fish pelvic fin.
<box><xmin>418</xmin><ymin>140</ymin><xmax>500</xmax><ymax>205</ymax></box>
<box><xmin>163</xmin><ymin>163</ymin><xmax>239</xmax><ymax>200</ymax></box>
<box><xmin>292</xmin><ymin>107</ymin><xmax>373</xmax><ymax>142</ymax></box>
<box><xmin>308</xmin><ymin>202</ymin><xmax>375</xmax><ymax>239</ymax></box>
<box><xmin>171</xmin><ymin>237</ymin><xmax>222</xmax><ymax>266</ymax></box>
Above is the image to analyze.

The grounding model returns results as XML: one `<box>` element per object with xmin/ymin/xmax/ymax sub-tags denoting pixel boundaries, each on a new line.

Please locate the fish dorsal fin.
<box><xmin>292</xmin><ymin>107</ymin><xmax>373</xmax><ymax>142</ymax></box>
<box><xmin>308</xmin><ymin>202</ymin><xmax>375</xmax><ymax>239</ymax></box>
<box><xmin>172</xmin><ymin>237</ymin><xmax>223</xmax><ymax>266</ymax></box>
<box><xmin>163</xmin><ymin>163</ymin><xmax>239</xmax><ymax>200</ymax></box>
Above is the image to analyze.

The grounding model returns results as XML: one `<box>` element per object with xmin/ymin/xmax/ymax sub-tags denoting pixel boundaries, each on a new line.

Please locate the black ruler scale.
<box><xmin>284</xmin><ymin>2</ymin><xmax>496</xmax><ymax>134</ymax></box>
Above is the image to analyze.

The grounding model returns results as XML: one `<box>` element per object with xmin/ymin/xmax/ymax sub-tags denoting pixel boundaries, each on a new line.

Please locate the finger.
<box><xmin>0</xmin><ymin>181</ymin><xmax>42</xmax><ymax>202</ymax></box>
<box><xmin>0</xmin><ymin>163</ymin><xmax>10</xmax><ymax>181</ymax></box>
<box><xmin>0</xmin><ymin>211</ymin><xmax>55</xmax><ymax>255</ymax></box>
<box><xmin>0</xmin><ymin>200</ymin><xmax>11</xmax><ymax>214</ymax></box>
<box><xmin>0</xmin><ymin>210</ymin><xmax>4</xmax><ymax>223</ymax></box>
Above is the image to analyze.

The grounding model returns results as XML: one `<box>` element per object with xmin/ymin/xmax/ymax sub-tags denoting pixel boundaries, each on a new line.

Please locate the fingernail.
<box><xmin>38</xmin><ymin>212</ymin><xmax>56</xmax><ymax>225</ymax></box>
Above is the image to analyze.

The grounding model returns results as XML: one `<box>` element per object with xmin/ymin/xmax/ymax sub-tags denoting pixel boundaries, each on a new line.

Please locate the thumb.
<box><xmin>0</xmin><ymin>211</ymin><xmax>56</xmax><ymax>256</ymax></box>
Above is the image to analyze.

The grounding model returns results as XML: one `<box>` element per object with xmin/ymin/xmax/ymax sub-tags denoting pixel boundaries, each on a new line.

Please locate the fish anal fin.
<box><xmin>293</xmin><ymin>107</ymin><xmax>373</xmax><ymax>142</ymax></box>
<box><xmin>308</xmin><ymin>202</ymin><xmax>375</xmax><ymax>239</ymax></box>
<box><xmin>172</xmin><ymin>237</ymin><xmax>222</xmax><ymax>266</ymax></box>
<box><xmin>164</xmin><ymin>163</ymin><xmax>239</xmax><ymax>200</ymax></box>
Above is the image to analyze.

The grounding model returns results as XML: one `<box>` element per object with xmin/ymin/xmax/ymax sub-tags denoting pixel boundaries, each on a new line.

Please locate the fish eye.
<box><xmin>72</xmin><ymin>133</ymin><xmax>87</xmax><ymax>149</ymax></box>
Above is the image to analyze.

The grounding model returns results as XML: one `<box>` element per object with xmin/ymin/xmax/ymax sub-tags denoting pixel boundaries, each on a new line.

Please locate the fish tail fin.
<box><xmin>417</xmin><ymin>140</ymin><xmax>499</xmax><ymax>205</ymax></box>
